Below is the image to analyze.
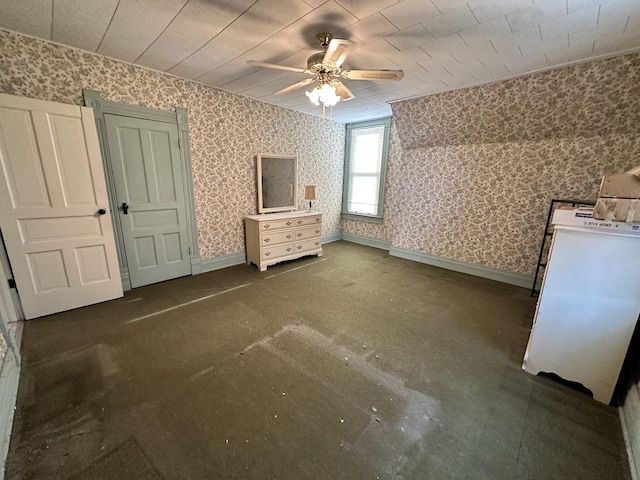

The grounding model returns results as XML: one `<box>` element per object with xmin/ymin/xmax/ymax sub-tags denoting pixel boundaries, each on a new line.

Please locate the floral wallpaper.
<box><xmin>2</xmin><ymin>27</ymin><xmax>639</xmax><ymax>279</ymax></box>
<box><xmin>0</xmin><ymin>29</ymin><xmax>345</xmax><ymax>260</ymax></box>
<box><xmin>343</xmin><ymin>52</ymin><xmax>640</xmax><ymax>277</ymax></box>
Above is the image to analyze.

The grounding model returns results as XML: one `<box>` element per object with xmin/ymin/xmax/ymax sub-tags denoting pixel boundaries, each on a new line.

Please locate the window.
<box><xmin>342</xmin><ymin>118</ymin><xmax>391</xmax><ymax>222</ymax></box>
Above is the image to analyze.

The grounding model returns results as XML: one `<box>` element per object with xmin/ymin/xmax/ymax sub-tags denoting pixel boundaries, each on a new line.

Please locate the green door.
<box><xmin>104</xmin><ymin>114</ymin><xmax>191</xmax><ymax>288</ymax></box>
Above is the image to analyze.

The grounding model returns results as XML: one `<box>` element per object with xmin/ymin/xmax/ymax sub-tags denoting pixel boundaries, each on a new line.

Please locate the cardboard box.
<box><xmin>593</xmin><ymin>198</ymin><xmax>640</xmax><ymax>222</ymax></box>
<box><xmin>598</xmin><ymin>173</ymin><xmax>640</xmax><ymax>198</ymax></box>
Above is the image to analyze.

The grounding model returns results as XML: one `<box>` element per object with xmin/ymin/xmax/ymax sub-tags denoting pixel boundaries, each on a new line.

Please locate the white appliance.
<box><xmin>522</xmin><ymin>219</ymin><xmax>640</xmax><ymax>404</ymax></box>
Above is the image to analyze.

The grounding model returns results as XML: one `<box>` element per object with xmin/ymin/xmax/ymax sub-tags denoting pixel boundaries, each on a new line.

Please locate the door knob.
<box><xmin>122</xmin><ymin>202</ymin><xmax>129</xmax><ymax>215</ymax></box>
<box><xmin>97</xmin><ymin>208</ymin><xmax>107</xmax><ymax>215</ymax></box>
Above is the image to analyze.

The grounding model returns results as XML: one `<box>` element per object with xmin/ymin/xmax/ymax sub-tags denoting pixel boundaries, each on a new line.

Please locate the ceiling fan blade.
<box><xmin>340</xmin><ymin>69</ymin><xmax>405</xmax><ymax>81</ymax></box>
<box><xmin>248</xmin><ymin>60</ymin><xmax>310</xmax><ymax>74</ymax></box>
<box><xmin>274</xmin><ymin>78</ymin><xmax>315</xmax><ymax>95</ymax></box>
<box><xmin>332</xmin><ymin>80</ymin><xmax>355</xmax><ymax>101</ymax></box>
<box><xmin>322</xmin><ymin>38</ymin><xmax>350</xmax><ymax>68</ymax></box>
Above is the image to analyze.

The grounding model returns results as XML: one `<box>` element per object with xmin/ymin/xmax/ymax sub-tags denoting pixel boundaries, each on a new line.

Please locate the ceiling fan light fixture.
<box><xmin>306</xmin><ymin>83</ymin><xmax>340</xmax><ymax>108</ymax></box>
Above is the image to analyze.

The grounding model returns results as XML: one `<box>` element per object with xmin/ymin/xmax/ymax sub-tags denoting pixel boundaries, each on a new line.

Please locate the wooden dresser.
<box><xmin>245</xmin><ymin>211</ymin><xmax>322</xmax><ymax>271</ymax></box>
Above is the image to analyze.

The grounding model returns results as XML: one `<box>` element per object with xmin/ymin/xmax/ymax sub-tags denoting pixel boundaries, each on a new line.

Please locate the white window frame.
<box><xmin>342</xmin><ymin>117</ymin><xmax>391</xmax><ymax>223</ymax></box>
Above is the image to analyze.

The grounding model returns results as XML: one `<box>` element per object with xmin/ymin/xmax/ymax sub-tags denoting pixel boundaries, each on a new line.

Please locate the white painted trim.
<box><xmin>341</xmin><ymin>232</ymin><xmax>392</xmax><ymax>250</ymax></box>
<box><xmin>389</xmin><ymin>246</ymin><xmax>534</xmax><ymax>289</ymax></box>
<box><xmin>0</xmin><ymin>320</ymin><xmax>22</xmax><ymax>480</ymax></box>
<box><xmin>200</xmin><ymin>253</ymin><xmax>247</xmax><ymax>273</ymax></box>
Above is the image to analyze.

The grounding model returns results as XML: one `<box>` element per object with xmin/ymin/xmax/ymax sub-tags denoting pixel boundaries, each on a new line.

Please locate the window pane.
<box><xmin>348</xmin><ymin>176</ymin><xmax>378</xmax><ymax>214</ymax></box>
<box><xmin>352</xmin><ymin>128</ymin><xmax>383</xmax><ymax>174</ymax></box>
<box><xmin>343</xmin><ymin>118</ymin><xmax>390</xmax><ymax>219</ymax></box>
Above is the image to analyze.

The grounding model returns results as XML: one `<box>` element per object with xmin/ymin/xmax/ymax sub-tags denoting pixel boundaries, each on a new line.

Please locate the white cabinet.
<box><xmin>245</xmin><ymin>211</ymin><xmax>322</xmax><ymax>271</ymax></box>
<box><xmin>522</xmin><ymin>225</ymin><xmax>640</xmax><ymax>404</ymax></box>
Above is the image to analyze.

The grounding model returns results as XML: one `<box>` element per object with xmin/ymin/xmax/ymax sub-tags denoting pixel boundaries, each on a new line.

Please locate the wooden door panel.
<box><xmin>48</xmin><ymin>114</ymin><xmax>98</xmax><ymax>206</ymax></box>
<box><xmin>105</xmin><ymin>114</ymin><xmax>191</xmax><ymax>288</ymax></box>
<box><xmin>0</xmin><ymin>107</ymin><xmax>50</xmax><ymax>208</ymax></box>
<box><xmin>162</xmin><ymin>232</ymin><xmax>183</xmax><ymax>263</ymax></box>
<box><xmin>149</xmin><ymin>130</ymin><xmax>177</xmax><ymax>202</ymax></box>
<box><xmin>0</xmin><ymin>94</ymin><xmax>123</xmax><ymax>319</ymax></box>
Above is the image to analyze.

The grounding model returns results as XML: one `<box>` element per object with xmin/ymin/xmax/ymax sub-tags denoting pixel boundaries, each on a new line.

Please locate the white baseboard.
<box><xmin>200</xmin><ymin>252</ymin><xmax>247</xmax><ymax>273</ymax></box>
<box><xmin>341</xmin><ymin>232</ymin><xmax>392</xmax><ymax>250</ymax></box>
<box><xmin>389</xmin><ymin>245</ymin><xmax>534</xmax><ymax>289</ymax></box>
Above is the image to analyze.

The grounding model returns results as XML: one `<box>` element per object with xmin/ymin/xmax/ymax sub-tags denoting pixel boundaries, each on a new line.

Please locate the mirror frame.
<box><xmin>256</xmin><ymin>153</ymin><xmax>298</xmax><ymax>214</ymax></box>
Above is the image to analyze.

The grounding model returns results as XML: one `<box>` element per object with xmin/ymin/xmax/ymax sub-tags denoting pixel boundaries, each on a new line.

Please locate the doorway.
<box><xmin>83</xmin><ymin>90</ymin><xmax>200</xmax><ymax>290</ymax></box>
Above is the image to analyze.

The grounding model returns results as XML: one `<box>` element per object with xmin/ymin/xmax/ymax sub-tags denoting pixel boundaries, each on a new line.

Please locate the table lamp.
<box><xmin>304</xmin><ymin>185</ymin><xmax>316</xmax><ymax>210</ymax></box>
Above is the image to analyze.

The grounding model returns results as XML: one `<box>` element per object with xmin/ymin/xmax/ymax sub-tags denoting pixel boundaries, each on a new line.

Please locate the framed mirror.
<box><xmin>257</xmin><ymin>154</ymin><xmax>298</xmax><ymax>214</ymax></box>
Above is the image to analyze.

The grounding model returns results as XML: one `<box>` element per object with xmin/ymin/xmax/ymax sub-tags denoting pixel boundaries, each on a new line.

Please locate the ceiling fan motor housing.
<box><xmin>307</xmin><ymin>52</ymin><xmax>329</xmax><ymax>72</ymax></box>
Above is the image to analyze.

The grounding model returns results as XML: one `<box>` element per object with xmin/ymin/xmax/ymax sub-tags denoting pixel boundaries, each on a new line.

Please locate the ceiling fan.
<box><xmin>248</xmin><ymin>33</ymin><xmax>404</xmax><ymax>113</ymax></box>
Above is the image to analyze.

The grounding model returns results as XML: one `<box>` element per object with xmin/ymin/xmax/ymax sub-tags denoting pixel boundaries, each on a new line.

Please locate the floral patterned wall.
<box><xmin>343</xmin><ymin>52</ymin><xmax>640</xmax><ymax>277</ymax></box>
<box><xmin>0</xmin><ymin>29</ymin><xmax>345</xmax><ymax>260</ymax></box>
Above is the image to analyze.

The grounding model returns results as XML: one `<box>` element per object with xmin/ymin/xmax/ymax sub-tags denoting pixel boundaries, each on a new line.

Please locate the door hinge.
<box><xmin>8</xmin><ymin>278</ymin><xmax>16</xmax><ymax>289</ymax></box>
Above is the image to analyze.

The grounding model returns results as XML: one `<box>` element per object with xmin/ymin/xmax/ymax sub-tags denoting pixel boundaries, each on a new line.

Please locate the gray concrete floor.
<box><xmin>6</xmin><ymin>241</ymin><xmax>631</xmax><ymax>479</ymax></box>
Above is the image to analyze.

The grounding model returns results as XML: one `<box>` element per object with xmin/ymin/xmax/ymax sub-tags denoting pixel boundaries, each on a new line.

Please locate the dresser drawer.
<box><xmin>294</xmin><ymin>225</ymin><xmax>321</xmax><ymax>241</ymax></box>
<box><xmin>260</xmin><ymin>230</ymin><xmax>294</xmax><ymax>246</ymax></box>
<box><xmin>261</xmin><ymin>243</ymin><xmax>294</xmax><ymax>260</ymax></box>
<box><xmin>245</xmin><ymin>212</ymin><xmax>323</xmax><ymax>271</ymax></box>
<box><xmin>293</xmin><ymin>215</ymin><xmax>322</xmax><ymax>227</ymax></box>
<box><xmin>294</xmin><ymin>238</ymin><xmax>322</xmax><ymax>253</ymax></box>
<box><xmin>260</xmin><ymin>219</ymin><xmax>295</xmax><ymax>231</ymax></box>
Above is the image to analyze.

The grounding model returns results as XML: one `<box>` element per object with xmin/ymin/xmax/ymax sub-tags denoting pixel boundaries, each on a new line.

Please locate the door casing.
<box><xmin>83</xmin><ymin>90</ymin><xmax>201</xmax><ymax>290</ymax></box>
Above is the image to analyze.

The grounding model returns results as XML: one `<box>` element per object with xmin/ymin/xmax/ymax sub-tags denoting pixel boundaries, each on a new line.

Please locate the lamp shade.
<box><xmin>304</xmin><ymin>185</ymin><xmax>316</xmax><ymax>201</ymax></box>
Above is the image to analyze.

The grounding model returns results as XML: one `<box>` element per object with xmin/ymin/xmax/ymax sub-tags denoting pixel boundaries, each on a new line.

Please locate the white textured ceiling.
<box><xmin>1</xmin><ymin>0</ymin><xmax>639</xmax><ymax>123</ymax></box>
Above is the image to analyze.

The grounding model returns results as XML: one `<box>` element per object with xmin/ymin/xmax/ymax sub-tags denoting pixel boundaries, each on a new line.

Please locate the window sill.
<box><xmin>341</xmin><ymin>213</ymin><xmax>384</xmax><ymax>224</ymax></box>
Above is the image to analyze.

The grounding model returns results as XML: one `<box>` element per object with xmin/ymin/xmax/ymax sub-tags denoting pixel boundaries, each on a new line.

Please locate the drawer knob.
<box><xmin>287</xmin><ymin>234</ymin><xmax>292</xmax><ymax>239</ymax></box>
<box><xmin>265</xmin><ymin>251</ymin><xmax>271</xmax><ymax>257</ymax></box>
<box><xmin>287</xmin><ymin>247</ymin><xmax>292</xmax><ymax>252</ymax></box>
<box><xmin>286</xmin><ymin>221</ymin><xmax>292</xmax><ymax>226</ymax></box>
<box><xmin>297</xmin><ymin>233</ymin><xmax>302</xmax><ymax>237</ymax></box>
<box><xmin>315</xmin><ymin>230</ymin><xmax>320</xmax><ymax>234</ymax></box>
<box><xmin>297</xmin><ymin>220</ymin><xmax>302</xmax><ymax>224</ymax></box>
<box><xmin>297</xmin><ymin>245</ymin><xmax>302</xmax><ymax>250</ymax></box>
<box><xmin>315</xmin><ymin>242</ymin><xmax>319</xmax><ymax>246</ymax></box>
<box><xmin>263</xmin><ymin>224</ymin><xmax>270</xmax><ymax>229</ymax></box>
<box><xmin>264</xmin><ymin>238</ymin><xmax>270</xmax><ymax>243</ymax></box>
<box><xmin>315</xmin><ymin>218</ymin><xmax>320</xmax><ymax>222</ymax></box>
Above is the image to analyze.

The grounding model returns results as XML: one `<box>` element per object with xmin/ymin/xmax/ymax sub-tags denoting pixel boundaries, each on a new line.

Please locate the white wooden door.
<box><xmin>104</xmin><ymin>115</ymin><xmax>191</xmax><ymax>288</ymax></box>
<box><xmin>0</xmin><ymin>93</ymin><xmax>123</xmax><ymax>319</ymax></box>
